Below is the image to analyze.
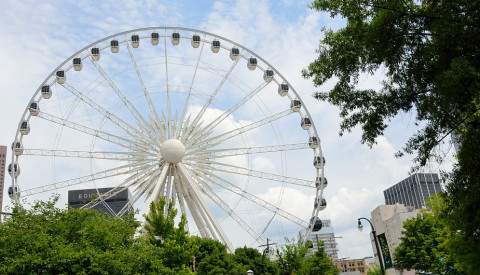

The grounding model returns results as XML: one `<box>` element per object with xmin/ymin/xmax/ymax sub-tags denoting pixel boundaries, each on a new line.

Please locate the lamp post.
<box><xmin>246</xmin><ymin>270</ymin><xmax>254</xmax><ymax>275</ymax></box>
<box><xmin>358</xmin><ymin>218</ymin><xmax>385</xmax><ymax>275</ymax></box>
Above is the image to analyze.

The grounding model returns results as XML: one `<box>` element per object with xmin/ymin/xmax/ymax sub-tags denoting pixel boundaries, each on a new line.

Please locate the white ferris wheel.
<box><xmin>8</xmin><ymin>27</ymin><xmax>327</xmax><ymax>251</ymax></box>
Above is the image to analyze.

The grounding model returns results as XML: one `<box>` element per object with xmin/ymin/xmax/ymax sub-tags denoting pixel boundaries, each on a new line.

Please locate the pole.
<box><xmin>358</xmin><ymin>218</ymin><xmax>385</xmax><ymax>275</ymax></box>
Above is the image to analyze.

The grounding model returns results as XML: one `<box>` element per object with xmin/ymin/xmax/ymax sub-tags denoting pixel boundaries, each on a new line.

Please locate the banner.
<box><xmin>377</xmin><ymin>233</ymin><xmax>393</xmax><ymax>269</ymax></box>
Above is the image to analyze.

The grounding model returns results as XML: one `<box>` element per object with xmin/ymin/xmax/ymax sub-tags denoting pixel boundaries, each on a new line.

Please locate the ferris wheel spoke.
<box><xmin>125</xmin><ymin>40</ymin><xmax>167</xmax><ymax>141</ymax></box>
<box><xmin>191</xmin><ymin>166</ymin><xmax>308</xmax><ymax>227</ymax></box>
<box><xmin>89</xmin><ymin>57</ymin><xmax>162</xmax><ymax>147</ymax></box>
<box><xmin>185</xmin><ymin>81</ymin><xmax>269</xmax><ymax>144</ymax></box>
<box><xmin>177</xmin><ymin>163</ymin><xmax>234</xmax><ymax>252</ymax></box>
<box><xmin>187</xmin><ymin>143</ymin><xmax>310</xmax><ymax>159</ymax></box>
<box><xmin>60</xmin><ymin>81</ymin><xmax>157</xmax><ymax>146</ymax></box>
<box><xmin>136</xmin><ymin>164</ymin><xmax>170</xmax><ymax>225</ymax></box>
<box><xmin>190</xmin><ymin>160</ymin><xmax>315</xmax><ymax>188</ymax></box>
<box><xmin>163</xmin><ymin>30</ymin><xmax>173</xmax><ymax>139</ymax></box>
<box><xmin>177</xmin><ymin>34</ymin><xmax>207</xmax><ymax>139</ymax></box>
<box><xmin>21</xmin><ymin>159</ymin><xmax>154</xmax><ymax>197</ymax></box>
<box><xmin>190</xmin><ymin>169</ymin><xmax>266</xmax><ymax>244</ymax></box>
<box><xmin>37</xmin><ymin>111</ymin><xmax>153</xmax><ymax>152</ymax></box>
<box><xmin>186</xmin><ymin>109</ymin><xmax>293</xmax><ymax>152</ymax></box>
<box><xmin>22</xmin><ymin>148</ymin><xmax>155</xmax><ymax>161</ymax></box>
<box><xmin>182</xmin><ymin>50</ymin><xmax>242</xmax><ymax>144</ymax></box>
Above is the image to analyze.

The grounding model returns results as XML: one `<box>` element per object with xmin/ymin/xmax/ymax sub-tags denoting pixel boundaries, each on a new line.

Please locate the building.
<box><xmin>370</xmin><ymin>204</ymin><xmax>419</xmax><ymax>275</ymax></box>
<box><xmin>334</xmin><ymin>258</ymin><xmax>367</xmax><ymax>274</ymax></box>
<box><xmin>301</xmin><ymin>219</ymin><xmax>339</xmax><ymax>260</ymax></box>
<box><xmin>68</xmin><ymin>187</ymin><xmax>133</xmax><ymax>217</ymax></box>
<box><xmin>383</xmin><ymin>173</ymin><xmax>442</xmax><ymax>209</ymax></box>
<box><xmin>0</xmin><ymin>146</ymin><xmax>6</xmax><ymax>221</ymax></box>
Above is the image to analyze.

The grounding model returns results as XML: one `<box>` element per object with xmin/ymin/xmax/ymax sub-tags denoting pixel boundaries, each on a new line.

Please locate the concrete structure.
<box><xmin>370</xmin><ymin>204</ymin><xmax>419</xmax><ymax>275</ymax></box>
<box><xmin>302</xmin><ymin>219</ymin><xmax>339</xmax><ymax>260</ymax></box>
<box><xmin>0</xmin><ymin>146</ymin><xmax>6</xmax><ymax>221</ymax></box>
<box><xmin>68</xmin><ymin>187</ymin><xmax>133</xmax><ymax>217</ymax></box>
<box><xmin>384</xmin><ymin>173</ymin><xmax>442</xmax><ymax>209</ymax></box>
<box><xmin>334</xmin><ymin>258</ymin><xmax>367</xmax><ymax>274</ymax></box>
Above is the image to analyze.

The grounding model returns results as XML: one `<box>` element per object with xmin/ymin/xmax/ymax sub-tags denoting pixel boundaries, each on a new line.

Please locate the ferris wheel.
<box><xmin>8</xmin><ymin>27</ymin><xmax>327</xmax><ymax>251</ymax></box>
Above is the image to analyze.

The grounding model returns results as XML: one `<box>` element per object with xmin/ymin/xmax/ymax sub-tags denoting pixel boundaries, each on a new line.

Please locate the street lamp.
<box><xmin>247</xmin><ymin>270</ymin><xmax>254</xmax><ymax>275</ymax></box>
<box><xmin>358</xmin><ymin>218</ymin><xmax>385</xmax><ymax>275</ymax></box>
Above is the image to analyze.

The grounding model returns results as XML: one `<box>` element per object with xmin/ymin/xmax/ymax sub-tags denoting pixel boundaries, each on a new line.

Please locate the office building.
<box><xmin>383</xmin><ymin>173</ymin><xmax>442</xmax><ymax>209</ymax></box>
<box><xmin>370</xmin><ymin>204</ymin><xmax>419</xmax><ymax>275</ymax></box>
<box><xmin>301</xmin><ymin>219</ymin><xmax>339</xmax><ymax>260</ymax></box>
<box><xmin>68</xmin><ymin>187</ymin><xmax>133</xmax><ymax>217</ymax></box>
<box><xmin>0</xmin><ymin>146</ymin><xmax>6</xmax><ymax>221</ymax></box>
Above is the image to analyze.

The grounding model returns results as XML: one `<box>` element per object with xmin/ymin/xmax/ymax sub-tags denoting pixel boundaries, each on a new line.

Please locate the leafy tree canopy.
<box><xmin>305</xmin><ymin>0</ymin><xmax>480</xmax><ymax>259</ymax></box>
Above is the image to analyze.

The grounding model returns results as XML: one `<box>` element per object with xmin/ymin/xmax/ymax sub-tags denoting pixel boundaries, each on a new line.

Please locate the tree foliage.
<box><xmin>305</xmin><ymin>0</ymin><xmax>480</xmax><ymax>268</ymax></box>
<box><xmin>0</xmin><ymin>197</ymin><xmax>172</xmax><ymax>274</ymax></box>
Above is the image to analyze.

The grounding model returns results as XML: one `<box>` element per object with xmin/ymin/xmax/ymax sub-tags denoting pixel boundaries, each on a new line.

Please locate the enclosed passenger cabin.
<box><xmin>91</xmin><ymin>47</ymin><xmax>100</xmax><ymax>61</ymax></box>
<box><xmin>12</xmin><ymin>140</ymin><xmax>23</xmax><ymax>156</ymax></box>
<box><xmin>211</xmin><ymin>39</ymin><xmax>220</xmax><ymax>53</ymax></box>
<box><xmin>315</xmin><ymin>176</ymin><xmax>328</xmax><ymax>190</ymax></box>
<box><xmin>247</xmin><ymin>57</ymin><xmax>257</xmax><ymax>70</ymax></box>
<box><xmin>8</xmin><ymin>185</ymin><xmax>20</xmax><ymax>200</ymax></box>
<box><xmin>131</xmin><ymin>34</ymin><xmax>140</xmax><ymax>48</ymax></box>
<box><xmin>110</xmin><ymin>39</ymin><xmax>119</xmax><ymax>53</ymax></box>
<box><xmin>151</xmin><ymin>32</ymin><xmax>159</xmax><ymax>45</ymax></box>
<box><xmin>313</xmin><ymin>155</ymin><xmax>326</xmax><ymax>169</ymax></box>
<box><xmin>41</xmin><ymin>85</ymin><xmax>52</xmax><ymax>99</ymax></box>
<box><xmin>192</xmin><ymin>34</ymin><xmax>201</xmax><ymax>48</ymax></box>
<box><xmin>56</xmin><ymin>70</ymin><xmax>66</xmax><ymax>84</ymax></box>
<box><xmin>29</xmin><ymin>102</ymin><xmax>40</xmax><ymax>116</ymax></box>
<box><xmin>8</xmin><ymin>163</ymin><xmax>20</xmax><ymax>178</ymax></box>
<box><xmin>301</xmin><ymin>117</ymin><xmax>311</xmax><ymax>130</ymax></box>
<box><xmin>314</xmin><ymin>198</ymin><xmax>327</xmax><ymax>211</ymax></box>
<box><xmin>309</xmin><ymin>136</ymin><xmax>319</xmax><ymax>149</ymax></box>
<box><xmin>73</xmin><ymin>57</ymin><xmax>82</xmax><ymax>71</ymax></box>
<box><xmin>263</xmin><ymin>69</ymin><xmax>274</xmax><ymax>82</ymax></box>
<box><xmin>171</xmin><ymin>32</ymin><xmax>180</xmax><ymax>45</ymax></box>
<box><xmin>278</xmin><ymin>83</ymin><xmax>288</xmax><ymax>96</ymax></box>
<box><xmin>230</xmin><ymin>47</ymin><xmax>240</xmax><ymax>60</ymax></box>
<box><xmin>20</xmin><ymin>121</ymin><xmax>30</xmax><ymax>135</ymax></box>
<box><xmin>290</xmin><ymin>99</ymin><xmax>301</xmax><ymax>112</ymax></box>
<box><xmin>311</xmin><ymin>217</ymin><xmax>323</xmax><ymax>232</ymax></box>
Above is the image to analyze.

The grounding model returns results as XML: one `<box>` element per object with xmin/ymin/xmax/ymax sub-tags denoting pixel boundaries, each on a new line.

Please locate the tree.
<box><xmin>143</xmin><ymin>197</ymin><xmax>196</xmax><ymax>272</ymax></box>
<box><xmin>233</xmin><ymin>246</ymin><xmax>278</xmax><ymax>275</ymax></box>
<box><xmin>0</xmin><ymin>197</ymin><xmax>173</xmax><ymax>274</ymax></box>
<box><xmin>297</xmin><ymin>241</ymin><xmax>339</xmax><ymax>275</ymax></box>
<box><xmin>275</xmin><ymin>238</ymin><xmax>310</xmax><ymax>275</ymax></box>
<box><xmin>194</xmin><ymin>238</ymin><xmax>246</xmax><ymax>275</ymax></box>
<box><xmin>304</xmin><ymin>0</ymin><xmax>480</xmax><ymax>267</ymax></box>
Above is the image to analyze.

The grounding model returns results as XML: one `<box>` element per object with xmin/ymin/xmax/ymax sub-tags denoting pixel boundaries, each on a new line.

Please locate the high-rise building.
<box><xmin>0</xmin><ymin>146</ymin><xmax>6</xmax><ymax>221</ymax></box>
<box><xmin>301</xmin><ymin>219</ymin><xmax>339</xmax><ymax>260</ymax></box>
<box><xmin>383</xmin><ymin>173</ymin><xmax>442</xmax><ymax>209</ymax></box>
<box><xmin>370</xmin><ymin>204</ymin><xmax>419</xmax><ymax>275</ymax></box>
<box><xmin>68</xmin><ymin>187</ymin><xmax>133</xmax><ymax>217</ymax></box>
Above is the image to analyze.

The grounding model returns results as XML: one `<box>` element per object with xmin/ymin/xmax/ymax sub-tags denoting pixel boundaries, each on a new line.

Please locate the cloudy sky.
<box><xmin>0</xmin><ymin>0</ymin><xmax>451</xmax><ymax>259</ymax></box>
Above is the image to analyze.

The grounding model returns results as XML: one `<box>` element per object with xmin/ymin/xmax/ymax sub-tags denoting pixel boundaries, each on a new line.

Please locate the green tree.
<box><xmin>194</xmin><ymin>238</ymin><xmax>245</xmax><ymax>275</ymax></box>
<box><xmin>366</xmin><ymin>264</ymin><xmax>382</xmax><ymax>275</ymax></box>
<box><xmin>297</xmin><ymin>241</ymin><xmax>339</xmax><ymax>275</ymax></box>
<box><xmin>233</xmin><ymin>246</ymin><xmax>278</xmax><ymax>275</ymax></box>
<box><xmin>275</xmin><ymin>238</ymin><xmax>310</xmax><ymax>275</ymax></box>
<box><xmin>304</xmin><ymin>0</ymin><xmax>480</xmax><ymax>269</ymax></box>
<box><xmin>0</xmin><ymin>197</ymin><xmax>172</xmax><ymax>274</ymax></box>
<box><xmin>143</xmin><ymin>197</ymin><xmax>196</xmax><ymax>272</ymax></box>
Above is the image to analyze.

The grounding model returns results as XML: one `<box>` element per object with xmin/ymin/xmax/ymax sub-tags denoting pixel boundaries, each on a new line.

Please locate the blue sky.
<box><xmin>0</xmin><ymin>0</ymin><xmax>451</xmax><ymax>260</ymax></box>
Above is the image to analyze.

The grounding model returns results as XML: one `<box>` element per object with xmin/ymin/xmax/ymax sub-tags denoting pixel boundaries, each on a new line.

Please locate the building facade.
<box><xmin>334</xmin><ymin>258</ymin><xmax>367</xmax><ymax>274</ymax></box>
<box><xmin>370</xmin><ymin>204</ymin><xmax>419</xmax><ymax>275</ymax></box>
<box><xmin>383</xmin><ymin>173</ymin><xmax>442</xmax><ymax>209</ymax></box>
<box><xmin>68</xmin><ymin>187</ymin><xmax>133</xmax><ymax>217</ymax></box>
<box><xmin>0</xmin><ymin>146</ymin><xmax>6</xmax><ymax>221</ymax></box>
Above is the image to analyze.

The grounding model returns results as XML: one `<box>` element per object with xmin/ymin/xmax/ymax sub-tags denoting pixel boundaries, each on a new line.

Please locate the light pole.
<box><xmin>358</xmin><ymin>218</ymin><xmax>385</xmax><ymax>275</ymax></box>
<box><xmin>246</xmin><ymin>270</ymin><xmax>254</xmax><ymax>275</ymax></box>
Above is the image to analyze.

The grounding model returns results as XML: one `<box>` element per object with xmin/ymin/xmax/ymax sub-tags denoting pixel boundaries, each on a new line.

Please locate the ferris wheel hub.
<box><xmin>160</xmin><ymin>139</ymin><xmax>186</xmax><ymax>163</ymax></box>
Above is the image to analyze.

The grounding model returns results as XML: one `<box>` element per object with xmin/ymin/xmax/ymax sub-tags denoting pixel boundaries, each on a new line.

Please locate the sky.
<box><xmin>0</xmin><ymin>0</ymin><xmax>452</xmax><ymax>260</ymax></box>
